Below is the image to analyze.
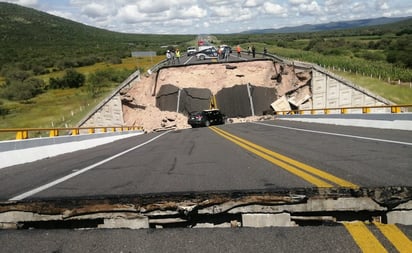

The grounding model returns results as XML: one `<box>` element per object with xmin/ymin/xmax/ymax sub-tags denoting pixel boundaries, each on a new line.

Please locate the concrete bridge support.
<box><xmin>287</xmin><ymin>64</ymin><xmax>394</xmax><ymax>114</ymax></box>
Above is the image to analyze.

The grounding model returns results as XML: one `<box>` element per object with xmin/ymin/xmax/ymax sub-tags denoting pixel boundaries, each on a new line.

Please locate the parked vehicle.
<box><xmin>196</xmin><ymin>47</ymin><xmax>218</xmax><ymax>60</ymax></box>
<box><xmin>198</xmin><ymin>45</ymin><xmax>214</xmax><ymax>51</ymax></box>
<box><xmin>187</xmin><ymin>46</ymin><xmax>196</xmax><ymax>56</ymax></box>
<box><xmin>188</xmin><ymin>109</ymin><xmax>225</xmax><ymax>127</ymax></box>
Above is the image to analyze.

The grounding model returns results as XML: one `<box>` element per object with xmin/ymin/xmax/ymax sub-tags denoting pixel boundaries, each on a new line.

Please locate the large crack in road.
<box><xmin>1</xmin><ymin>187</ymin><xmax>410</xmax><ymax>229</ymax></box>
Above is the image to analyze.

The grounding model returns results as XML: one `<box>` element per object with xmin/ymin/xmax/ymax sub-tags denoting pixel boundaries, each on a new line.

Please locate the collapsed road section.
<box><xmin>1</xmin><ymin>187</ymin><xmax>411</xmax><ymax>229</ymax></box>
<box><xmin>80</xmin><ymin>57</ymin><xmax>394</xmax><ymax>133</ymax></box>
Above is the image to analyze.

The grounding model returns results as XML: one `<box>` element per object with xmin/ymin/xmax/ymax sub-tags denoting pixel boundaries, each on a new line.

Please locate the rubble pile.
<box><xmin>122</xmin><ymin>60</ymin><xmax>312</xmax><ymax>132</ymax></box>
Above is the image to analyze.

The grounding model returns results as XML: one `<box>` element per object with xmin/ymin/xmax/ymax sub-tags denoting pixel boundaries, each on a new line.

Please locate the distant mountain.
<box><xmin>243</xmin><ymin>16</ymin><xmax>412</xmax><ymax>34</ymax></box>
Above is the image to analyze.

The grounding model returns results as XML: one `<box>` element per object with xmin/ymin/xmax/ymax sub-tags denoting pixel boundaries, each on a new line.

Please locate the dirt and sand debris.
<box><xmin>122</xmin><ymin>60</ymin><xmax>311</xmax><ymax>132</ymax></box>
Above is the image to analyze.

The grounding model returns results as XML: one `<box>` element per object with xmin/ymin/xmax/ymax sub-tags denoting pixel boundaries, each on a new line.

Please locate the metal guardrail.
<box><xmin>275</xmin><ymin>104</ymin><xmax>412</xmax><ymax>115</ymax></box>
<box><xmin>0</xmin><ymin>126</ymin><xmax>143</xmax><ymax>140</ymax></box>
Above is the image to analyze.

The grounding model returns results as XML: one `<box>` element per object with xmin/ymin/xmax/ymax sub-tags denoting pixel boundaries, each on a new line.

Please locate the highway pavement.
<box><xmin>170</xmin><ymin>49</ymin><xmax>264</xmax><ymax>66</ymax></box>
<box><xmin>1</xmin><ymin>224</ymin><xmax>411</xmax><ymax>253</ymax></box>
<box><xmin>1</xmin><ymin>120</ymin><xmax>411</xmax><ymax>201</ymax></box>
<box><xmin>1</xmin><ymin>120</ymin><xmax>411</xmax><ymax>252</ymax></box>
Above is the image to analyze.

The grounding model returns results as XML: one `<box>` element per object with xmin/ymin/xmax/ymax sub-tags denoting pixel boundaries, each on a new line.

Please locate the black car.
<box><xmin>188</xmin><ymin>109</ymin><xmax>225</xmax><ymax>128</ymax></box>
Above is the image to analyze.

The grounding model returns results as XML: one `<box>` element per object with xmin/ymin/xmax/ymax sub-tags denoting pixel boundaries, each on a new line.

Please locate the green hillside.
<box><xmin>0</xmin><ymin>2</ymin><xmax>192</xmax><ymax>75</ymax></box>
<box><xmin>0</xmin><ymin>2</ymin><xmax>194</xmax><ymax>137</ymax></box>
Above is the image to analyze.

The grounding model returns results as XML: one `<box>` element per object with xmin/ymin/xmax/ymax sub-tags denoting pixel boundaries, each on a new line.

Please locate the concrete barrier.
<box><xmin>0</xmin><ymin>130</ymin><xmax>144</xmax><ymax>169</ymax></box>
<box><xmin>275</xmin><ymin>113</ymin><xmax>412</xmax><ymax>131</ymax></box>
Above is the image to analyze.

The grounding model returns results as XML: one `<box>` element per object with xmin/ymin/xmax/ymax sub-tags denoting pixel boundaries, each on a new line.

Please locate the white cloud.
<box><xmin>375</xmin><ymin>0</ymin><xmax>389</xmax><ymax>10</ymax></box>
<box><xmin>298</xmin><ymin>1</ymin><xmax>322</xmax><ymax>15</ymax></box>
<box><xmin>1</xmin><ymin>0</ymin><xmax>411</xmax><ymax>34</ymax></box>
<box><xmin>4</xmin><ymin>0</ymin><xmax>38</xmax><ymax>6</ymax></box>
<box><xmin>234</xmin><ymin>8</ymin><xmax>255</xmax><ymax>21</ymax></box>
<box><xmin>204</xmin><ymin>0</ymin><xmax>235</xmax><ymax>5</ymax></box>
<box><xmin>210</xmin><ymin>6</ymin><xmax>231</xmax><ymax>17</ymax></box>
<box><xmin>289</xmin><ymin>0</ymin><xmax>310</xmax><ymax>6</ymax></box>
<box><xmin>47</xmin><ymin>10</ymin><xmax>76</xmax><ymax>21</ymax></box>
<box><xmin>117</xmin><ymin>4</ymin><xmax>143</xmax><ymax>24</ymax></box>
<box><xmin>137</xmin><ymin>0</ymin><xmax>170</xmax><ymax>13</ymax></box>
<box><xmin>81</xmin><ymin>2</ymin><xmax>110</xmax><ymax>18</ymax></box>
<box><xmin>350</xmin><ymin>2</ymin><xmax>368</xmax><ymax>14</ymax></box>
<box><xmin>263</xmin><ymin>2</ymin><xmax>287</xmax><ymax>15</ymax></box>
<box><xmin>179</xmin><ymin>5</ymin><xmax>207</xmax><ymax>19</ymax></box>
<box><xmin>243</xmin><ymin>0</ymin><xmax>264</xmax><ymax>8</ymax></box>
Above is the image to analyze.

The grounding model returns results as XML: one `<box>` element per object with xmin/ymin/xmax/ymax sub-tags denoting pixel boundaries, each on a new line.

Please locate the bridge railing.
<box><xmin>0</xmin><ymin>126</ymin><xmax>143</xmax><ymax>140</ymax></box>
<box><xmin>275</xmin><ymin>104</ymin><xmax>412</xmax><ymax>115</ymax></box>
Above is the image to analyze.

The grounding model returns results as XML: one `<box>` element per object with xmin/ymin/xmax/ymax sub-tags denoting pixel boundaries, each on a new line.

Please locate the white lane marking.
<box><xmin>183</xmin><ymin>56</ymin><xmax>194</xmax><ymax>65</ymax></box>
<box><xmin>253</xmin><ymin>122</ymin><xmax>412</xmax><ymax>146</ymax></box>
<box><xmin>9</xmin><ymin>131</ymin><xmax>171</xmax><ymax>201</ymax></box>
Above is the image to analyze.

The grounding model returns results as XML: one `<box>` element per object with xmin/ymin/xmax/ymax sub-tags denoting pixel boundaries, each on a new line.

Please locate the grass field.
<box><xmin>0</xmin><ymin>56</ymin><xmax>165</xmax><ymax>140</ymax></box>
<box><xmin>36</xmin><ymin>56</ymin><xmax>165</xmax><ymax>81</ymax></box>
<box><xmin>333</xmin><ymin>70</ymin><xmax>412</xmax><ymax>105</ymax></box>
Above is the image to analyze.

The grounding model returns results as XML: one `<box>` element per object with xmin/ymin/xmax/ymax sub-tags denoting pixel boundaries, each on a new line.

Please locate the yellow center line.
<box><xmin>374</xmin><ymin>222</ymin><xmax>412</xmax><ymax>253</ymax></box>
<box><xmin>210</xmin><ymin>127</ymin><xmax>332</xmax><ymax>187</ymax></box>
<box><xmin>343</xmin><ymin>222</ymin><xmax>388</xmax><ymax>253</ymax></box>
<box><xmin>210</xmin><ymin>126</ymin><xmax>359</xmax><ymax>189</ymax></box>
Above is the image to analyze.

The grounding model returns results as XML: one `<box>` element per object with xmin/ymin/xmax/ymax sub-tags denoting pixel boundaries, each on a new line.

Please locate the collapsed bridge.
<box><xmin>79</xmin><ymin>58</ymin><xmax>393</xmax><ymax>132</ymax></box>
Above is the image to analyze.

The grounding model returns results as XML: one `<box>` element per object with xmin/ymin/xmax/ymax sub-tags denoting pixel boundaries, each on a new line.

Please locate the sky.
<box><xmin>1</xmin><ymin>0</ymin><xmax>412</xmax><ymax>34</ymax></box>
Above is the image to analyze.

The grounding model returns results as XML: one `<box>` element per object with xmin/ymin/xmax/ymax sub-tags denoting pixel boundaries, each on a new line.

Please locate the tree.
<box><xmin>0</xmin><ymin>101</ymin><xmax>9</xmax><ymax>117</ymax></box>
<box><xmin>86</xmin><ymin>71</ymin><xmax>106</xmax><ymax>98</ymax></box>
<box><xmin>64</xmin><ymin>69</ymin><xmax>85</xmax><ymax>88</ymax></box>
<box><xmin>386</xmin><ymin>35</ymin><xmax>412</xmax><ymax>68</ymax></box>
<box><xmin>5</xmin><ymin>70</ymin><xmax>31</xmax><ymax>82</ymax></box>
<box><xmin>0</xmin><ymin>77</ymin><xmax>44</xmax><ymax>101</ymax></box>
<box><xmin>49</xmin><ymin>69</ymin><xmax>85</xmax><ymax>89</ymax></box>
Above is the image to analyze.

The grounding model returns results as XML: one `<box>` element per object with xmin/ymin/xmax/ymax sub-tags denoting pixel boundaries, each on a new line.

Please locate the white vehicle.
<box><xmin>186</xmin><ymin>46</ymin><xmax>196</xmax><ymax>56</ymax></box>
<box><xmin>198</xmin><ymin>45</ymin><xmax>214</xmax><ymax>51</ymax></box>
<box><xmin>196</xmin><ymin>47</ymin><xmax>218</xmax><ymax>60</ymax></box>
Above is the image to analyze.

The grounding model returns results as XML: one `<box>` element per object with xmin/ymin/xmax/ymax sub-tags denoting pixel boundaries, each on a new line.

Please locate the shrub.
<box><xmin>5</xmin><ymin>70</ymin><xmax>31</xmax><ymax>82</ymax></box>
<box><xmin>0</xmin><ymin>101</ymin><xmax>9</xmax><ymax>117</ymax></box>
<box><xmin>49</xmin><ymin>69</ymin><xmax>85</xmax><ymax>89</ymax></box>
<box><xmin>0</xmin><ymin>77</ymin><xmax>44</xmax><ymax>101</ymax></box>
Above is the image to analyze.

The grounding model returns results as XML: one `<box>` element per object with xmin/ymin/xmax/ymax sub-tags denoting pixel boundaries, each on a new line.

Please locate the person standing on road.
<box><xmin>236</xmin><ymin>45</ymin><xmax>241</xmax><ymax>57</ymax></box>
<box><xmin>175</xmin><ymin>48</ymin><xmax>181</xmax><ymax>64</ymax></box>
<box><xmin>218</xmin><ymin>47</ymin><xmax>223</xmax><ymax>59</ymax></box>
<box><xmin>263</xmin><ymin>47</ymin><xmax>267</xmax><ymax>57</ymax></box>
<box><xmin>171</xmin><ymin>50</ymin><xmax>176</xmax><ymax>64</ymax></box>
<box><xmin>224</xmin><ymin>47</ymin><xmax>230</xmax><ymax>61</ymax></box>
<box><xmin>166</xmin><ymin>50</ymin><xmax>172</xmax><ymax>65</ymax></box>
<box><xmin>252</xmin><ymin>45</ymin><xmax>256</xmax><ymax>58</ymax></box>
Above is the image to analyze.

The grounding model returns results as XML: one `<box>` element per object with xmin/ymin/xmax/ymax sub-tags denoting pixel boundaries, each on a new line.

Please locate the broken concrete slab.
<box><xmin>242</xmin><ymin>213</ymin><xmax>296</xmax><ymax>227</ymax></box>
<box><xmin>271</xmin><ymin>96</ymin><xmax>291</xmax><ymax>112</ymax></box>
<box><xmin>387</xmin><ymin>210</ymin><xmax>412</xmax><ymax>225</ymax></box>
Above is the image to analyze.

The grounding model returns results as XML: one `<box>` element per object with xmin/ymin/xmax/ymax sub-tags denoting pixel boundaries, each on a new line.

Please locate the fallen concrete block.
<box><xmin>98</xmin><ymin>217</ymin><xmax>149</xmax><ymax>229</ymax></box>
<box><xmin>242</xmin><ymin>213</ymin><xmax>296</xmax><ymax>227</ymax></box>
<box><xmin>387</xmin><ymin>211</ymin><xmax>412</xmax><ymax>225</ymax></box>
<box><xmin>271</xmin><ymin>96</ymin><xmax>291</xmax><ymax>112</ymax></box>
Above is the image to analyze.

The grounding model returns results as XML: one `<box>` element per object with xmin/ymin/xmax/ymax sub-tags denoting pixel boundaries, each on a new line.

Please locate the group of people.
<box><xmin>238</xmin><ymin>45</ymin><xmax>268</xmax><ymax>58</ymax></box>
<box><xmin>247</xmin><ymin>46</ymin><xmax>256</xmax><ymax>58</ymax></box>
<box><xmin>166</xmin><ymin>48</ymin><xmax>181</xmax><ymax>65</ymax></box>
<box><xmin>166</xmin><ymin>45</ymin><xmax>269</xmax><ymax>64</ymax></box>
<box><xmin>217</xmin><ymin>46</ymin><xmax>231</xmax><ymax>61</ymax></box>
